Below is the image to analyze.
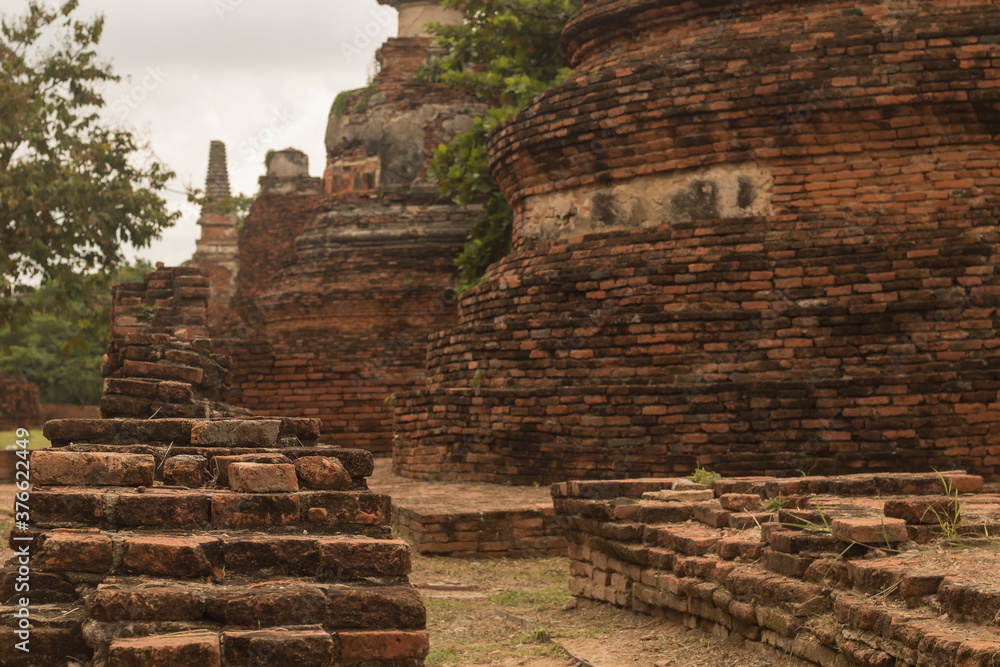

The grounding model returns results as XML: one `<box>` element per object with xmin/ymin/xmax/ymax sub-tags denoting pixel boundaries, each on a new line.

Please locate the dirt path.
<box><xmin>412</xmin><ymin>555</ymin><xmax>798</xmax><ymax>667</ymax></box>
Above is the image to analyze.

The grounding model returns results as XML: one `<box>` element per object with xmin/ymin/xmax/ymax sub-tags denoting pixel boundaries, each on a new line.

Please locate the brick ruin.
<box><xmin>393</xmin><ymin>0</ymin><xmax>1000</xmax><ymax>483</ymax></box>
<box><xmin>555</xmin><ymin>471</ymin><xmax>1000</xmax><ymax>663</ymax></box>
<box><xmin>99</xmin><ymin>265</ymin><xmax>248</xmax><ymax>420</ymax></box>
<box><xmin>0</xmin><ymin>372</ymin><xmax>41</xmax><ymax>431</ymax></box>
<box><xmin>1</xmin><ymin>416</ymin><xmax>426</xmax><ymax>666</ymax></box>
<box><xmin>187</xmin><ymin>140</ymin><xmax>240</xmax><ymax>337</ymax></box>
<box><xmin>217</xmin><ymin>0</ymin><xmax>487</xmax><ymax>454</ymax></box>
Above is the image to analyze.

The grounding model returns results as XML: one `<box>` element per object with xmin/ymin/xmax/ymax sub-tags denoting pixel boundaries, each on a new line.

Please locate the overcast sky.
<box><xmin>66</xmin><ymin>0</ymin><xmax>395</xmax><ymax>266</ymax></box>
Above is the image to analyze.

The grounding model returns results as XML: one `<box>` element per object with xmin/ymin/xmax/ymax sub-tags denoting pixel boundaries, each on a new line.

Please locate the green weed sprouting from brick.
<box><xmin>929</xmin><ymin>469</ymin><xmax>970</xmax><ymax>548</ymax></box>
<box><xmin>687</xmin><ymin>467</ymin><xmax>721</xmax><ymax>485</ymax></box>
<box><xmin>765</xmin><ymin>494</ymin><xmax>790</xmax><ymax>512</ymax></box>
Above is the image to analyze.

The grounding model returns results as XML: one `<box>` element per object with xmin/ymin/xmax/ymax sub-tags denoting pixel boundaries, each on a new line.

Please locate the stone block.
<box><xmin>294</xmin><ymin>456</ymin><xmax>351</xmax><ymax>490</ymax></box>
<box><xmin>30</xmin><ymin>451</ymin><xmax>154</xmax><ymax>487</ymax></box>
<box><xmin>191</xmin><ymin>419</ymin><xmax>280</xmax><ymax>447</ymax></box>
<box><xmin>229</xmin><ymin>463</ymin><xmax>299</xmax><ymax>493</ymax></box>
<box><xmin>89</xmin><ymin>586</ymin><xmax>206</xmax><ymax>622</ymax></box>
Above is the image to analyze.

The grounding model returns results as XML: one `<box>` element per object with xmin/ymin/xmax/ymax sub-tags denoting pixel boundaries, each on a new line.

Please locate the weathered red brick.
<box><xmin>37</xmin><ymin>531</ymin><xmax>112</xmax><ymax>573</ymax></box>
<box><xmin>122</xmin><ymin>535</ymin><xmax>219</xmax><ymax>577</ymax></box>
<box><xmin>338</xmin><ymin>630</ymin><xmax>429</xmax><ymax>661</ymax></box>
<box><xmin>108</xmin><ymin>633</ymin><xmax>220</xmax><ymax>667</ymax></box>
<box><xmin>228</xmin><ymin>463</ymin><xmax>299</xmax><ymax>493</ymax></box>
<box><xmin>31</xmin><ymin>451</ymin><xmax>154</xmax><ymax>487</ymax></box>
<box><xmin>294</xmin><ymin>455</ymin><xmax>352</xmax><ymax>490</ymax></box>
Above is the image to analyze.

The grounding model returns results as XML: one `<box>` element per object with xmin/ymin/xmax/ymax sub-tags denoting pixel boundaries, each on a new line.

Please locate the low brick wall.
<box><xmin>554</xmin><ymin>472</ymin><xmax>1000</xmax><ymax>665</ymax></box>
<box><xmin>394</xmin><ymin>505</ymin><xmax>567</xmax><ymax>558</ymax></box>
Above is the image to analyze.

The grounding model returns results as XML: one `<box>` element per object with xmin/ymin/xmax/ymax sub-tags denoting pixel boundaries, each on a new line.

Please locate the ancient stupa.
<box><xmin>394</xmin><ymin>0</ymin><xmax>1000</xmax><ymax>483</ymax></box>
<box><xmin>220</xmin><ymin>0</ymin><xmax>487</xmax><ymax>455</ymax></box>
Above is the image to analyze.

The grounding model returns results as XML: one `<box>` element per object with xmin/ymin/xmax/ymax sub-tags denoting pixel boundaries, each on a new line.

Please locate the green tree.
<box><xmin>418</xmin><ymin>0</ymin><xmax>581</xmax><ymax>290</ymax></box>
<box><xmin>0</xmin><ymin>261</ymin><xmax>151</xmax><ymax>405</ymax></box>
<box><xmin>0</xmin><ymin>1</ymin><xmax>177</xmax><ymax>327</ymax></box>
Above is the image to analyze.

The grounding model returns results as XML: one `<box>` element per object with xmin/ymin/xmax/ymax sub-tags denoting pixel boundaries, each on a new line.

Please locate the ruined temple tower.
<box><xmin>222</xmin><ymin>0</ymin><xmax>486</xmax><ymax>454</ymax></box>
<box><xmin>394</xmin><ymin>0</ymin><xmax>1000</xmax><ymax>483</ymax></box>
<box><xmin>187</xmin><ymin>141</ymin><xmax>239</xmax><ymax>337</ymax></box>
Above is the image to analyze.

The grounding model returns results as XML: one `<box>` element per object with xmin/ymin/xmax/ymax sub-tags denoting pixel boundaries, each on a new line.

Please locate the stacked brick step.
<box><xmin>554</xmin><ymin>472</ymin><xmax>1000</xmax><ymax>666</ymax></box>
<box><xmin>100</xmin><ymin>266</ymin><xmax>248</xmax><ymax>420</ymax></box>
<box><xmin>0</xmin><ymin>417</ymin><xmax>428</xmax><ymax>666</ymax></box>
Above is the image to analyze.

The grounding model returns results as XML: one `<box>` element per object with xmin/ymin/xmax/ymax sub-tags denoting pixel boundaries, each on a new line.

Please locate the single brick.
<box><xmin>338</xmin><ymin>630</ymin><xmax>430</xmax><ymax>661</ymax></box>
<box><xmin>641</xmin><ymin>489</ymin><xmax>714</xmax><ymax>502</ymax></box>
<box><xmin>229</xmin><ymin>463</ymin><xmax>299</xmax><ymax>493</ymax></box>
<box><xmin>163</xmin><ymin>455</ymin><xmax>210</xmax><ymax>488</ymax></box>
<box><xmin>122</xmin><ymin>536</ymin><xmax>219</xmax><ymax>577</ymax></box>
<box><xmin>211</xmin><ymin>492</ymin><xmax>301</xmax><ymax>528</ymax></box>
<box><xmin>222</xmin><ymin>630</ymin><xmax>335</xmax><ymax>666</ymax></box>
<box><xmin>883</xmin><ymin>497</ymin><xmax>960</xmax><ymax>525</ymax></box>
<box><xmin>297</xmin><ymin>491</ymin><xmax>390</xmax><ymax>527</ymax></box>
<box><xmin>317</xmin><ymin>538</ymin><xmax>411</xmax><ymax>578</ymax></box>
<box><xmin>89</xmin><ymin>585</ymin><xmax>206</xmax><ymax>622</ymax></box>
<box><xmin>108</xmin><ymin>633</ymin><xmax>220</xmax><ymax>667</ymax></box>
<box><xmin>114</xmin><ymin>490</ymin><xmax>211</xmax><ymax>528</ymax></box>
<box><xmin>719</xmin><ymin>493</ymin><xmax>763</xmax><ymax>512</ymax></box>
<box><xmin>211</xmin><ymin>453</ymin><xmax>292</xmax><ymax>487</ymax></box>
<box><xmin>831</xmin><ymin>518</ymin><xmax>908</xmax><ymax>544</ymax></box>
<box><xmin>222</xmin><ymin>536</ymin><xmax>319</xmax><ymax>575</ymax></box>
<box><xmin>37</xmin><ymin>532</ymin><xmax>112</xmax><ymax>573</ymax></box>
<box><xmin>190</xmin><ymin>419</ymin><xmax>280</xmax><ymax>447</ymax></box>
<box><xmin>121</xmin><ymin>359</ymin><xmax>204</xmax><ymax>384</ymax></box>
<box><xmin>31</xmin><ymin>488</ymin><xmax>105</xmax><ymax>526</ymax></box>
<box><xmin>294</xmin><ymin>456</ymin><xmax>351</xmax><ymax>490</ymax></box>
<box><xmin>30</xmin><ymin>451</ymin><xmax>154</xmax><ymax>487</ymax></box>
<box><xmin>220</xmin><ymin>585</ymin><xmax>329</xmax><ymax>626</ymax></box>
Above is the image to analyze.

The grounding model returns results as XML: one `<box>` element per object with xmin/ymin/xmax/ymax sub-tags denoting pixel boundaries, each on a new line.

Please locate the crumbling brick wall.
<box><xmin>554</xmin><ymin>471</ymin><xmax>1000</xmax><ymax>664</ymax></box>
<box><xmin>221</xmin><ymin>7</ymin><xmax>485</xmax><ymax>454</ymax></box>
<box><xmin>0</xmin><ymin>416</ymin><xmax>428</xmax><ymax>666</ymax></box>
<box><xmin>394</xmin><ymin>0</ymin><xmax>1000</xmax><ymax>482</ymax></box>
<box><xmin>101</xmin><ymin>266</ymin><xmax>247</xmax><ymax>419</ymax></box>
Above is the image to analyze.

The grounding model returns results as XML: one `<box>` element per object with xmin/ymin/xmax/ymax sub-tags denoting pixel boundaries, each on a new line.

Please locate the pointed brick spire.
<box><xmin>202</xmin><ymin>140</ymin><xmax>231</xmax><ymax>213</ymax></box>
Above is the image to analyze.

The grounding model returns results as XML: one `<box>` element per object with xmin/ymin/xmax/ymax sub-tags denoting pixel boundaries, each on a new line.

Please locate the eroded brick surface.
<box><xmin>558</xmin><ymin>470</ymin><xmax>1000</xmax><ymax>666</ymax></box>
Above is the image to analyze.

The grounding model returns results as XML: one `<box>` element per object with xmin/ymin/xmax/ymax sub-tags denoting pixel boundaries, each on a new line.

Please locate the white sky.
<box><xmin>67</xmin><ymin>0</ymin><xmax>395</xmax><ymax>266</ymax></box>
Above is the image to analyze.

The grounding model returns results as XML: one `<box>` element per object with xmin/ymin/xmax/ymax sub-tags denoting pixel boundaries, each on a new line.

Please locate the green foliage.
<box><xmin>930</xmin><ymin>469</ymin><xmax>970</xmax><ymax>548</ymax></box>
<box><xmin>0</xmin><ymin>1</ymin><xmax>178</xmax><ymax>328</ymax></box>
<box><xmin>331</xmin><ymin>84</ymin><xmax>375</xmax><ymax>117</ymax></box>
<box><xmin>687</xmin><ymin>467</ymin><xmax>722</xmax><ymax>486</ymax></box>
<box><xmin>0</xmin><ymin>262</ymin><xmax>150</xmax><ymax>405</ymax></box>
<box><xmin>765</xmin><ymin>494</ymin><xmax>790</xmax><ymax>512</ymax></box>
<box><xmin>416</xmin><ymin>0</ymin><xmax>579</xmax><ymax>109</ymax></box>
<box><xmin>418</xmin><ymin>0</ymin><xmax>581</xmax><ymax>291</ymax></box>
